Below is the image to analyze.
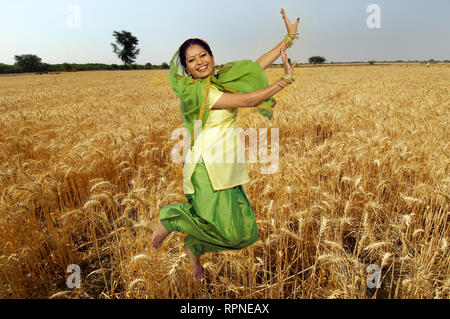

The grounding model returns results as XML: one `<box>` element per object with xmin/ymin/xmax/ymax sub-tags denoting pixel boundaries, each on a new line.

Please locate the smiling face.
<box><xmin>184</xmin><ymin>44</ymin><xmax>215</xmax><ymax>79</ymax></box>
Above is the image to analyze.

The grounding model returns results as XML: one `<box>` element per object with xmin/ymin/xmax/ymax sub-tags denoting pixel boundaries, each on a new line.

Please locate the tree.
<box><xmin>111</xmin><ymin>30</ymin><xmax>140</xmax><ymax>66</ymax></box>
<box><xmin>0</xmin><ymin>63</ymin><xmax>21</xmax><ymax>74</ymax></box>
<box><xmin>62</xmin><ymin>63</ymin><xmax>73</xmax><ymax>72</ymax></box>
<box><xmin>308</xmin><ymin>56</ymin><xmax>326</xmax><ymax>66</ymax></box>
<box><xmin>14</xmin><ymin>54</ymin><xmax>43</xmax><ymax>72</ymax></box>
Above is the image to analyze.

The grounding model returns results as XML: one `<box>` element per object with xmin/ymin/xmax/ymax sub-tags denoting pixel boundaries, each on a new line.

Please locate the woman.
<box><xmin>152</xmin><ymin>8</ymin><xmax>300</xmax><ymax>282</ymax></box>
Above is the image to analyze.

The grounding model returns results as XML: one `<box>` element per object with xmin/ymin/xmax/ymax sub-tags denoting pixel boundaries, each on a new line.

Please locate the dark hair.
<box><xmin>179</xmin><ymin>38</ymin><xmax>213</xmax><ymax>68</ymax></box>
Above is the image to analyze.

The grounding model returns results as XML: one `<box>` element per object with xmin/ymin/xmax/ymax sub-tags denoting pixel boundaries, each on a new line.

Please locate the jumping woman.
<box><xmin>152</xmin><ymin>8</ymin><xmax>300</xmax><ymax>282</ymax></box>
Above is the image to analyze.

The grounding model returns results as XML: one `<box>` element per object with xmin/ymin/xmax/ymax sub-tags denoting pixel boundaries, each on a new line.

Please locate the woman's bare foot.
<box><xmin>151</xmin><ymin>221</ymin><xmax>170</xmax><ymax>249</ymax></box>
<box><xmin>183</xmin><ymin>244</ymin><xmax>205</xmax><ymax>282</ymax></box>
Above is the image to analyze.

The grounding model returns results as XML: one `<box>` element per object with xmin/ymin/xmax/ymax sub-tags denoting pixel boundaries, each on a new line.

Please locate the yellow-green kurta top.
<box><xmin>183</xmin><ymin>85</ymin><xmax>250</xmax><ymax>194</ymax></box>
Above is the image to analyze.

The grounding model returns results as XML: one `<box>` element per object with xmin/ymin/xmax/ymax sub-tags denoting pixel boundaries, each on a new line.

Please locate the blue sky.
<box><xmin>1</xmin><ymin>0</ymin><xmax>449</xmax><ymax>65</ymax></box>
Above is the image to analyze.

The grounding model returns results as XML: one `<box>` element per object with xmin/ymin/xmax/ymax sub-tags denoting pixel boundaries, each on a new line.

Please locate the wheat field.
<box><xmin>0</xmin><ymin>64</ymin><xmax>448</xmax><ymax>299</ymax></box>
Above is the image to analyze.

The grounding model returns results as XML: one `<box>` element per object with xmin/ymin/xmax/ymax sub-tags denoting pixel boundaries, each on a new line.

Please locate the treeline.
<box><xmin>0</xmin><ymin>62</ymin><xmax>169</xmax><ymax>74</ymax></box>
<box><xmin>327</xmin><ymin>59</ymin><xmax>449</xmax><ymax>64</ymax></box>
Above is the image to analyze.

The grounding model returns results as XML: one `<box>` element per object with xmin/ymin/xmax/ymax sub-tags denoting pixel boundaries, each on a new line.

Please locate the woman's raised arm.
<box><xmin>213</xmin><ymin>48</ymin><xmax>297</xmax><ymax>109</ymax></box>
<box><xmin>256</xmin><ymin>8</ymin><xmax>300</xmax><ymax>70</ymax></box>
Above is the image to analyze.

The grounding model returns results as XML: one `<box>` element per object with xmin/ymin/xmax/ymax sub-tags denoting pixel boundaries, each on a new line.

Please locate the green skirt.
<box><xmin>159</xmin><ymin>156</ymin><xmax>259</xmax><ymax>258</ymax></box>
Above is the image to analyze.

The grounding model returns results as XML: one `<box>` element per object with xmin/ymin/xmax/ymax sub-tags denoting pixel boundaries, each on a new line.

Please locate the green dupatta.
<box><xmin>168</xmin><ymin>44</ymin><xmax>276</xmax><ymax>148</ymax></box>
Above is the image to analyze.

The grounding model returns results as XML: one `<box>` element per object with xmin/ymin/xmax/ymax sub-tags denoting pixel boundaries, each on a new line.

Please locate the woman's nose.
<box><xmin>195</xmin><ymin>58</ymin><xmax>203</xmax><ymax>66</ymax></box>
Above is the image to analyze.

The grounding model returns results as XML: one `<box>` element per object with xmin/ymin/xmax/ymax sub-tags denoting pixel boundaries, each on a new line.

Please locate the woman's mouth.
<box><xmin>197</xmin><ymin>65</ymin><xmax>208</xmax><ymax>72</ymax></box>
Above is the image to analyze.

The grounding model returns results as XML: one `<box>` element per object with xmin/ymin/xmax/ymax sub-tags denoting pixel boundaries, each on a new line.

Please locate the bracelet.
<box><xmin>284</xmin><ymin>33</ymin><xmax>299</xmax><ymax>48</ymax></box>
<box><xmin>275</xmin><ymin>81</ymin><xmax>287</xmax><ymax>89</ymax></box>
<box><xmin>275</xmin><ymin>74</ymin><xmax>295</xmax><ymax>89</ymax></box>
<box><xmin>281</xmin><ymin>75</ymin><xmax>295</xmax><ymax>84</ymax></box>
<box><xmin>279</xmin><ymin>78</ymin><xmax>290</xmax><ymax>86</ymax></box>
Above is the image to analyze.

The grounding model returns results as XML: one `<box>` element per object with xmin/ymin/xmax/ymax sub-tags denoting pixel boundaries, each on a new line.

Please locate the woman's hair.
<box><xmin>179</xmin><ymin>38</ymin><xmax>213</xmax><ymax>68</ymax></box>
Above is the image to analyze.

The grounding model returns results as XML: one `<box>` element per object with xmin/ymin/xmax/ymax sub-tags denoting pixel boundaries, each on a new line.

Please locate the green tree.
<box><xmin>14</xmin><ymin>54</ymin><xmax>43</xmax><ymax>72</ymax></box>
<box><xmin>62</xmin><ymin>63</ymin><xmax>73</xmax><ymax>72</ymax></box>
<box><xmin>111</xmin><ymin>30</ymin><xmax>140</xmax><ymax>66</ymax></box>
<box><xmin>38</xmin><ymin>63</ymin><xmax>50</xmax><ymax>73</ymax></box>
<box><xmin>308</xmin><ymin>56</ymin><xmax>326</xmax><ymax>66</ymax></box>
<box><xmin>0</xmin><ymin>63</ymin><xmax>21</xmax><ymax>74</ymax></box>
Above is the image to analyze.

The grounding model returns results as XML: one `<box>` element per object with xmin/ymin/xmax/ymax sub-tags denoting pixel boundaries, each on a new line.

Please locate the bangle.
<box><xmin>275</xmin><ymin>75</ymin><xmax>295</xmax><ymax>90</ymax></box>
<box><xmin>284</xmin><ymin>33</ymin><xmax>299</xmax><ymax>48</ymax></box>
<box><xmin>284</xmin><ymin>35</ymin><xmax>293</xmax><ymax>48</ymax></box>
<box><xmin>279</xmin><ymin>78</ymin><xmax>290</xmax><ymax>86</ymax></box>
<box><xmin>275</xmin><ymin>81</ymin><xmax>287</xmax><ymax>89</ymax></box>
<box><xmin>281</xmin><ymin>75</ymin><xmax>295</xmax><ymax>84</ymax></box>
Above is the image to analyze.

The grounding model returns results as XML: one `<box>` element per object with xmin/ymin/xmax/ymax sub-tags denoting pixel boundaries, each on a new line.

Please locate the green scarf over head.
<box><xmin>168</xmin><ymin>41</ymin><xmax>276</xmax><ymax>147</ymax></box>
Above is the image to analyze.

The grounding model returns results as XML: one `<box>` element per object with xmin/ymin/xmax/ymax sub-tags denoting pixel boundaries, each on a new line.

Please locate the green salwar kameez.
<box><xmin>160</xmin><ymin>39</ymin><xmax>275</xmax><ymax>258</ymax></box>
<box><xmin>159</xmin><ymin>156</ymin><xmax>259</xmax><ymax>258</ymax></box>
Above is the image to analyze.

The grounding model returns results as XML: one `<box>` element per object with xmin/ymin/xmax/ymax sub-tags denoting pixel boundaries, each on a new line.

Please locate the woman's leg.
<box><xmin>151</xmin><ymin>201</ymin><xmax>193</xmax><ymax>249</ymax></box>
<box><xmin>182</xmin><ymin>185</ymin><xmax>259</xmax><ymax>259</ymax></box>
<box><xmin>182</xmin><ymin>242</ymin><xmax>204</xmax><ymax>282</ymax></box>
<box><xmin>151</xmin><ymin>221</ymin><xmax>170</xmax><ymax>249</ymax></box>
<box><xmin>154</xmin><ymin>201</ymin><xmax>208</xmax><ymax>282</ymax></box>
<box><xmin>154</xmin><ymin>158</ymin><xmax>259</xmax><ymax>280</ymax></box>
<box><xmin>155</xmin><ymin>187</ymin><xmax>259</xmax><ymax>257</ymax></box>
<box><xmin>180</xmin><ymin>158</ymin><xmax>259</xmax><ymax>259</ymax></box>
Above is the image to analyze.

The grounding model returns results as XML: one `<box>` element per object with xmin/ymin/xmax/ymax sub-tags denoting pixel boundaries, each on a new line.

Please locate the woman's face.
<box><xmin>184</xmin><ymin>44</ymin><xmax>215</xmax><ymax>79</ymax></box>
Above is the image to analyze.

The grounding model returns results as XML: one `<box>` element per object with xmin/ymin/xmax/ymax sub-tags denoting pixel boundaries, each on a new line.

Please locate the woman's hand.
<box><xmin>255</xmin><ymin>8</ymin><xmax>300</xmax><ymax>70</ymax></box>
<box><xmin>281</xmin><ymin>48</ymin><xmax>297</xmax><ymax>76</ymax></box>
<box><xmin>281</xmin><ymin>8</ymin><xmax>300</xmax><ymax>35</ymax></box>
